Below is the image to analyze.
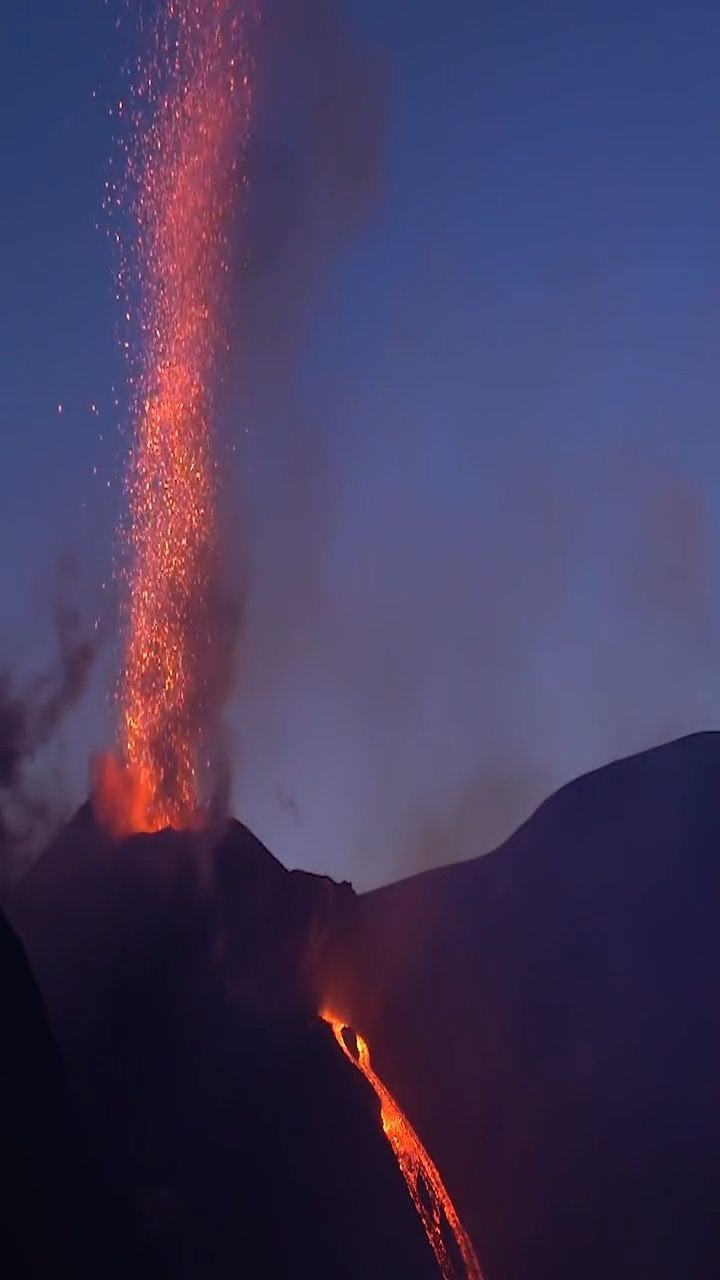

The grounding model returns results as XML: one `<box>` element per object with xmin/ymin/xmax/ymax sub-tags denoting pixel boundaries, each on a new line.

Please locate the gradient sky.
<box><xmin>1</xmin><ymin>0</ymin><xmax>719</xmax><ymax>888</ymax></box>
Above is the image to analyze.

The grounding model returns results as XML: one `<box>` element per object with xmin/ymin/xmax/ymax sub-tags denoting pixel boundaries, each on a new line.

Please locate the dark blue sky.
<box><xmin>2</xmin><ymin>1</ymin><xmax>719</xmax><ymax>886</ymax></box>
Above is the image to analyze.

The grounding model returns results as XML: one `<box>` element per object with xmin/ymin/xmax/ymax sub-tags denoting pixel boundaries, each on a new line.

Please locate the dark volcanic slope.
<box><xmin>326</xmin><ymin>731</ymin><xmax>720</xmax><ymax>1280</ymax></box>
<box><xmin>6</xmin><ymin>732</ymin><xmax>720</xmax><ymax>1278</ymax></box>
<box><xmin>8</xmin><ymin>813</ymin><xmax>439</xmax><ymax>1280</ymax></box>
<box><xmin>0</xmin><ymin>910</ymin><xmax>105</xmax><ymax>1276</ymax></box>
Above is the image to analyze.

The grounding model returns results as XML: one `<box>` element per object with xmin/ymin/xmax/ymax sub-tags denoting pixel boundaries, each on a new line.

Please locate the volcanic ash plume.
<box><xmin>95</xmin><ymin>1</ymin><xmax>254</xmax><ymax>836</ymax></box>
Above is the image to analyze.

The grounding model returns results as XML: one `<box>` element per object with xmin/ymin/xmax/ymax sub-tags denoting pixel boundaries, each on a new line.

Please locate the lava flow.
<box><xmin>95</xmin><ymin>1</ymin><xmax>253</xmax><ymax>835</ymax></box>
<box><xmin>321</xmin><ymin>1012</ymin><xmax>483</xmax><ymax>1280</ymax></box>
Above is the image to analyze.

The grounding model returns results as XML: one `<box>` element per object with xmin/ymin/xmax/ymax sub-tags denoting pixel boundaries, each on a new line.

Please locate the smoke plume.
<box><xmin>0</xmin><ymin>596</ymin><xmax>98</xmax><ymax>883</ymax></box>
<box><xmin>215</xmin><ymin>2</ymin><xmax>720</xmax><ymax>889</ymax></box>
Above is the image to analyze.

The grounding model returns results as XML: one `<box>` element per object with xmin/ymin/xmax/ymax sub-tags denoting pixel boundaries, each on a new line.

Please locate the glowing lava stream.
<box><xmin>96</xmin><ymin>1</ymin><xmax>253</xmax><ymax>835</ymax></box>
<box><xmin>321</xmin><ymin>1013</ymin><xmax>483</xmax><ymax>1280</ymax></box>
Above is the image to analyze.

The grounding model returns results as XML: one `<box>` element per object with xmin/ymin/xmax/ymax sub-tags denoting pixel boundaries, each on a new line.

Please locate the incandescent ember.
<box><xmin>96</xmin><ymin>0</ymin><xmax>253</xmax><ymax>835</ymax></box>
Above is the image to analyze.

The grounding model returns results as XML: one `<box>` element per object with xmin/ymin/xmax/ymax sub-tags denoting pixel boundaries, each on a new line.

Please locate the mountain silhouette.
<box><xmin>5</xmin><ymin>732</ymin><xmax>719</xmax><ymax>1276</ymax></box>
<box><xmin>6</xmin><ymin>812</ymin><xmax>438</xmax><ymax>1278</ymax></box>
<box><xmin>325</xmin><ymin>731</ymin><xmax>720</xmax><ymax>1278</ymax></box>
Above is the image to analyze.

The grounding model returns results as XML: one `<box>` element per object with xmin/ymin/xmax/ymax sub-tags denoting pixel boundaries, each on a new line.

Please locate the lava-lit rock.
<box><xmin>7</xmin><ymin>732</ymin><xmax>720</xmax><ymax>1277</ymax></box>
<box><xmin>8</xmin><ymin>812</ymin><xmax>437</xmax><ymax>1279</ymax></box>
<box><xmin>325</xmin><ymin>731</ymin><xmax>720</xmax><ymax>1280</ymax></box>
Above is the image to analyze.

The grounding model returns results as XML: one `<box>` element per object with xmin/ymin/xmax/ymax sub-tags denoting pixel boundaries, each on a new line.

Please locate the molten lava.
<box><xmin>96</xmin><ymin>0</ymin><xmax>253</xmax><ymax>835</ymax></box>
<box><xmin>321</xmin><ymin>1012</ymin><xmax>483</xmax><ymax>1280</ymax></box>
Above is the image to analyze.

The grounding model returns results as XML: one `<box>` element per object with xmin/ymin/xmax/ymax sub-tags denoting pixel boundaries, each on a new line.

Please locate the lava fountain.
<box><xmin>96</xmin><ymin>1</ymin><xmax>253</xmax><ymax>835</ymax></box>
<box><xmin>321</xmin><ymin>1012</ymin><xmax>483</xmax><ymax>1280</ymax></box>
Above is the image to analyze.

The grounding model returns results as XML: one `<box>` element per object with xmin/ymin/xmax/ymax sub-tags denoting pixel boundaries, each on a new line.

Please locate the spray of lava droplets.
<box><xmin>321</xmin><ymin>1013</ymin><xmax>484</xmax><ymax>1280</ymax></box>
<box><xmin>96</xmin><ymin>1</ymin><xmax>253</xmax><ymax>835</ymax></box>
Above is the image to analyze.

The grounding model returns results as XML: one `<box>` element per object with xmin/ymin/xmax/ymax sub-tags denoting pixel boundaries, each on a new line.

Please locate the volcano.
<box><xmin>3</xmin><ymin>732</ymin><xmax>719</xmax><ymax>1277</ymax></box>
<box><xmin>4</xmin><ymin>816</ymin><xmax>439</xmax><ymax>1278</ymax></box>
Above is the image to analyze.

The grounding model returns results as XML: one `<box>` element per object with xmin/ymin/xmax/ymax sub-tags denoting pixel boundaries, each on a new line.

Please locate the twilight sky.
<box><xmin>1</xmin><ymin>0</ymin><xmax>719</xmax><ymax>888</ymax></box>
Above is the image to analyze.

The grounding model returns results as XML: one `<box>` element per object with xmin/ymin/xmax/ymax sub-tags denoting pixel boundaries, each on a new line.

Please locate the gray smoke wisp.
<box><xmin>0</xmin><ymin>598</ymin><xmax>99</xmax><ymax>884</ymax></box>
<box><xmin>220</xmin><ymin>4</ymin><xmax>719</xmax><ymax>889</ymax></box>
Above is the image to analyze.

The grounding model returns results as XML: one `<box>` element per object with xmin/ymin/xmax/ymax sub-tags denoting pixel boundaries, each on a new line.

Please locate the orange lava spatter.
<box><xmin>98</xmin><ymin>1</ymin><xmax>253</xmax><ymax>834</ymax></box>
<box><xmin>321</xmin><ymin>1012</ymin><xmax>484</xmax><ymax>1280</ymax></box>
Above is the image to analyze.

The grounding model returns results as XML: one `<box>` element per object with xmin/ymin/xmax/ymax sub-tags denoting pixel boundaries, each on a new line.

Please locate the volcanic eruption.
<box><xmin>95</xmin><ymin>0</ymin><xmax>253</xmax><ymax>836</ymax></box>
<box><xmin>5</xmin><ymin>4</ymin><xmax>717</xmax><ymax>1280</ymax></box>
<box><xmin>80</xmin><ymin>3</ymin><xmax>486</xmax><ymax>1276</ymax></box>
